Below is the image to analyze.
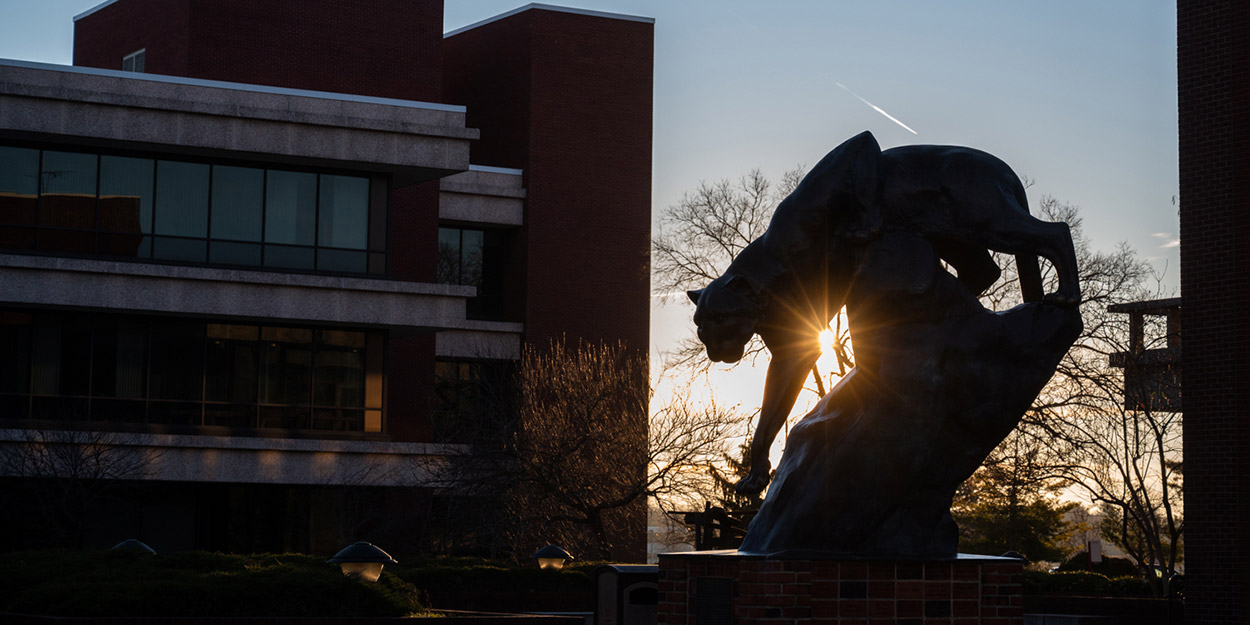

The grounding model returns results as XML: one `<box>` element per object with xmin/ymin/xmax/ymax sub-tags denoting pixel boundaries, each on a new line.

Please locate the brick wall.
<box><xmin>1177</xmin><ymin>1</ymin><xmax>1250</xmax><ymax>623</ymax></box>
<box><xmin>443</xmin><ymin>8</ymin><xmax>653</xmax><ymax>561</ymax></box>
<box><xmin>74</xmin><ymin>0</ymin><xmax>444</xmax><ymax>102</ymax></box>
<box><xmin>657</xmin><ymin>554</ymin><xmax>1024</xmax><ymax>624</ymax></box>
<box><xmin>444</xmin><ymin>8</ymin><xmax>654</xmax><ymax>352</ymax></box>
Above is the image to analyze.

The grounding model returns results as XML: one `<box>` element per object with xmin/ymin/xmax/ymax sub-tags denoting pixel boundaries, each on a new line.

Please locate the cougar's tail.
<box><xmin>1016</xmin><ymin>253</ymin><xmax>1043</xmax><ymax>302</ymax></box>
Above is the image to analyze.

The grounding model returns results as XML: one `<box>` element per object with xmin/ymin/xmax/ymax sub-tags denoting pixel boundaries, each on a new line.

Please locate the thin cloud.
<box><xmin>835</xmin><ymin>82</ymin><xmax>918</xmax><ymax>135</ymax></box>
<box><xmin>1152</xmin><ymin>232</ymin><xmax>1180</xmax><ymax>249</ymax></box>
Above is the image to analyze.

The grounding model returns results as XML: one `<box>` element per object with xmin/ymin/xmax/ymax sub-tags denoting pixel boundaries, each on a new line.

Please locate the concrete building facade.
<box><xmin>0</xmin><ymin>1</ymin><xmax>652</xmax><ymax>560</ymax></box>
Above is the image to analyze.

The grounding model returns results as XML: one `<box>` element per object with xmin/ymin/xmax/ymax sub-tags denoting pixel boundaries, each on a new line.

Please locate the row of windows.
<box><xmin>0</xmin><ymin>145</ymin><xmax>386</xmax><ymax>275</ymax></box>
<box><xmin>432</xmin><ymin>359</ymin><xmax>513</xmax><ymax>444</ymax></box>
<box><xmin>0</xmin><ymin>310</ymin><xmax>383</xmax><ymax>434</ymax></box>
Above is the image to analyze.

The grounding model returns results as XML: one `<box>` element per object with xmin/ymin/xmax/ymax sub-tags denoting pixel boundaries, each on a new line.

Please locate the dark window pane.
<box><xmin>259</xmin><ymin>405</ymin><xmax>309</xmax><ymax>430</ymax></box>
<box><xmin>90</xmin><ymin>321</ymin><xmax>145</xmax><ymax>399</ymax></box>
<box><xmin>210</xmin><ymin>241</ymin><xmax>261</xmax><ymax>266</ymax></box>
<box><xmin>264</xmin><ymin>170</ymin><xmax>315</xmax><ymax>245</ymax></box>
<box><xmin>206</xmin><ymin>339</ymin><xmax>258</xmax><ymax>403</ymax></box>
<box><xmin>32</xmin><ymin>396</ymin><xmax>89</xmax><ymax>421</ymax></box>
<box><xmin>437</xmin><ymin>228</ymin><xmax>459</xmax><ymax>284</ymax></box>
<box><xmin>318</xmin><ymin>174</ymin><xmax>368</xmax><ymax>249</ymax></box>
<box><xmin>153</xmin><ymin>236</ymin><xmax>207</xmax><ymax>262</ymax></box>
<box><xmin>205</xmin><ymin>403</ymin><xmax>256</xmax><ymax>428</ymax></box>
<box><xmin>460</xmin><ymin>229</ymin><xmax>484</xmax><ymax>287</ymax></box>
<box><xmin>39</xmin><ymin>229</ymin><xmax>94</xmax><ymax>254</ymax></box>
<box><xmin>261</xmin><ymin>342</ymin><xmax>311</xmax><ymax>405</ymax></box>
<box><xmin>154</xmin><ymin>160</ymin><xmax>209</xmax><ymax>237</ymax></box>
<box><xmin>313</xmin><ymin>408</ymin><xmax>362</xmax><ymax>431</ymax></box>
<box><xmin>0</xmin><ymin>146</ymin><xmax>39</xmax><ymax>226</ymax></box>
<box><xmin>99</xmin><ymin>156</ymin><xmax>153</xmax><ymax>235</ymax></box>
<box><xmin>314</xmin><ymin>340</ymin><xmax>364</xmax><ymax>407</ymax></box>
<box><xmin>0</xmin><ymin>312</ymin><xmax>32</xmax><ymax>394</ymax></box>
<box><xmin>150</xmin><ymin>322</ymin><xmax>203</xmax><ymax>401</ymax></box>
<box><xmin>263</xmin><ymin>244</ymin><xmax>313</xmax><ymax>270</ymax></box>
<box><xmin>0</xmin><ymin>395</ymin><xmax>30</xmax><ymax>419</ymax></box>
<box><xmin>148</xmin><ymin>401</ymin><xmax>200</xmax><ymax>425</ymax></box>
<box><xmin>210</xmin><ymin>165</ymin><xmax>263</xmax><ymax>242</ymax></box>
<box><xmin>92</xmin><ymin>398</ymin><xmax>146</xmax><ymax>423</ymax></box>
<box><xmin>30</xmin><ymin>320</ymin><xmax>91</xmax><ymax>397</ymax></box>
<box><xmin>317</xmin><ymin>249</ymin><xmax>366</xmax><ymax>273</ymax></box>
<box><xmin>98</xmin><ymin>232</ymin><xmax>145</xmax><ymax>258</ymax></box>
<box><xmin>40</xmin><ymin>152</ymin><xmax>98</xmax><ymax>230</ymax></box>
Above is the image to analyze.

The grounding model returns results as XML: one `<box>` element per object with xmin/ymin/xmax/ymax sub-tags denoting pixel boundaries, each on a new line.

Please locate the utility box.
<box><xmin>596</xmin><ymin>564</ymin><xmax>658</xmax><ymax>625</ymax></box>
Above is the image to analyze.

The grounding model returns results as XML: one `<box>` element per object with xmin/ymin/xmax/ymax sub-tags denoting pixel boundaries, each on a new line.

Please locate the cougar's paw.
<box><xmin>734</xmin><ymin>472</ymin><xmax>771</xmax><ymax>495</ymax></box>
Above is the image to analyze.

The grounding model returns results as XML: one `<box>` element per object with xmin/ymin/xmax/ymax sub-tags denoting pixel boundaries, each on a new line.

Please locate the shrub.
<box><xmin>0</xmin><ymin>550</ymin><xmax>425</xmax><ymax>617</ymax></box>
<box><xmin>1024</xmin><ymin>570</ymin><xmax>1153</xmax><ymax>597</ymax></box>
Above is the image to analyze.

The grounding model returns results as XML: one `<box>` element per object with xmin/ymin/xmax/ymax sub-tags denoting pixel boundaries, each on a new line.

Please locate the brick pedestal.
<box><xmin>657</xmin><ymin>550</ymin><xmax>1023</xmax><ymax>625</ymax></box>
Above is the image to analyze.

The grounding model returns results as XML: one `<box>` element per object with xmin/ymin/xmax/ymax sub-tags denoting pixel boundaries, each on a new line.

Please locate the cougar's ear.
<box><xmin>687</xmin><ymin>288</ymin><xmax>704</xmax><ymax>305</ymax></box>
<box><xmin>845</xmin><ymin>131</ymin><xmax>881</xmax><ymax>211</ymax></box>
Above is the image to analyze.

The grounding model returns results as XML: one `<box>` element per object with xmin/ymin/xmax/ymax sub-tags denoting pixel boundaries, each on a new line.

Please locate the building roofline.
<box><xmin>73</xmin><ymin>0</ymin><xmax>120</xmax><ymax>22</ymax></box>
<box><xmin>469</xmin><ymin>164</ymin><xmax>524</xmax><ymax>175</ymax></box>
<box><xmin>0</xmin><ymin>58</ymin><xmax>468</xmax><ymax>113</ymax></box>
<box><xmin>444</xmin><ymin>3</ymin><xmax>654</xmax><ymax>38</ymax></box>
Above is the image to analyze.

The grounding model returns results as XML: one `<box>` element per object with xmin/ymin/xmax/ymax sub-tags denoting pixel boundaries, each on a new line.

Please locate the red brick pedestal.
<box><xmin>657</xmin><ymin>550</ymin><xmax>1023</xmax><ymax>625</ymax></box>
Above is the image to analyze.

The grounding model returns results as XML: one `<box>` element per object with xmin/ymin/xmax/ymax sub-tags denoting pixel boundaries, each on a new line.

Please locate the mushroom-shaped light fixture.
<box><xmin>110</xmin><ymin>539</ymin><xmax>157</xmax><ymax>555</ymax></box>
<box><xmin>327</xmin><ymin>541</ymin><xmax>397</xmax><ymax>582</ymax></box>
<box><xmin>530</xmin><ymin>544</ymin><xmax>574</xmax><ymax>570</ymax></box>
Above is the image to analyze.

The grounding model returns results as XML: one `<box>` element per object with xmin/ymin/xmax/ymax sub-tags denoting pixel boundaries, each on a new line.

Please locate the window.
<box><xmin>432</xmin><ymin>359</ymin><xmax>513</xmax><ymax>444</ymax></box>
<box><xmin>0</xmin><ymin>143</ymin><xmax>386</xmax><ymax>275</ymax></box>
<box><xmin>122</xmin><ymin>49</ymin><xmax>145</xmax><ymax>73</ymax></box>
<box><xmin>437</xmin><ymin>227</ymin><xmax>508</xmax><ymax>320</ymax></box>
<box><xmin>0</xmin><ymin>309</ymin><xmax>384</xmax><ymax>435</ymax></box>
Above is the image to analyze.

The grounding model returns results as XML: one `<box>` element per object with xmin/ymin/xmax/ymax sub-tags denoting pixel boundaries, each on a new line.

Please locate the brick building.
<box><xmin>1178</xmin><ymin>1</ymin><xmax>1250</xmax><ymax>622</ymax></box>
<box><xmin>0</xmin><ymin>0</ymin><xmax>652</xmax><ymax>560</ymax></box>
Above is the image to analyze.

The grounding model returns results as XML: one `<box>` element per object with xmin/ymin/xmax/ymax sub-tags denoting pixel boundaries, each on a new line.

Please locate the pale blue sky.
<box><xmin>0</xmin><ymin>1</ymin><xmax>1179</xmax><ymax>372</ymax></box>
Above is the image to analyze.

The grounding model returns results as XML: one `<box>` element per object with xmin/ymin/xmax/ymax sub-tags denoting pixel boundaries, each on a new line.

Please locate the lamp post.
<box><xmin>530</xmin><ymin>544</ymin><xmax>574</xmax><ymax>570</ymax></box>
<box><xmin>327</xmin><ymin>541</ymin><xmax>397</xmax><ymax>582</ymax></box>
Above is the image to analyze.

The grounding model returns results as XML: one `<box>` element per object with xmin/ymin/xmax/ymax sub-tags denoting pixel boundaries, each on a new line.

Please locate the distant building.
<box><xmin>1107</xmin><ymin>298</ymin><xmax>1181</xmax><ymax>412</ymax></box>
<box><xmin>0</xmin><ymin>0</ymin><xmax>653</xmax><ymax>560</ymax></box>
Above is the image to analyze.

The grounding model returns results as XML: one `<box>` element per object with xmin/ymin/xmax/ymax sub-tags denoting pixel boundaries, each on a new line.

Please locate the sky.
<box><xmin>0</xmin><ymin>1</ymin><xmax>1179</xmax><ymax>418</ymax></box>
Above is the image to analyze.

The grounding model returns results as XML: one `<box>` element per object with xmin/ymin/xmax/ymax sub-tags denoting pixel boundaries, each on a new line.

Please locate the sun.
<box><xmin>818</xmin><ymin>328</ymin><xmax>838</xmax><ymax>357</ymax></box>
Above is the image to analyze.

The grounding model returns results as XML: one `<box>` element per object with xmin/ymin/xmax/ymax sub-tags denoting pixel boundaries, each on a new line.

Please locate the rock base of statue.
<box><xmin>657</xmin><ymin>550</ymin><xmax>1023</xmax><ymax>625</ymax></box>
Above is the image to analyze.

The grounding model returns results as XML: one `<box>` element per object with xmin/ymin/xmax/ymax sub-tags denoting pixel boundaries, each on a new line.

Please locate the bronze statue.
<box><xmin>688</xmin><ymin>131</ymin><xmax>1082</xmax><ymax>557</ymax></box>
<box><xmin>689</xmin><ymin>131</ymin><xmax>1080</xmax><ymax>496</ymax></box>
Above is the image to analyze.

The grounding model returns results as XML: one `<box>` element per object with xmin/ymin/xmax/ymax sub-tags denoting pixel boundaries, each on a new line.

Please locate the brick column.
<box><xmin>657</xmin><ymin>552</ymin><xmax>1022</xmax><ymax>625</ymax></box>
<box><xmin>1178</xmin><ymin>2</ymin><xmax>1250</xmax><ymax>623</ymax></box>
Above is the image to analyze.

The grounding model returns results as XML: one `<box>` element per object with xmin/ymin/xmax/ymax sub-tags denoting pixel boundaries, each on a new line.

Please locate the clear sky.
<box><xmin>0</xmin><ymin>1</ymin><xmax>1179</xmax><ymax>413</ymax></box>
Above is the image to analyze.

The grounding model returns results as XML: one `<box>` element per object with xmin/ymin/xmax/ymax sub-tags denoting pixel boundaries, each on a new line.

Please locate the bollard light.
<box><xmin>327</xmin><ymin>541</ymin><xmax>397</xmax><ymax>582</ymax></box>
<box><xmin>530</xmin><ymin>544</ymin><xmax>574</xmax><ymax>570</ymax></box>
<box><xmin>110</xmin><ymin>539</ymin><xmax>156</xmax><ymax>554</ymax></box>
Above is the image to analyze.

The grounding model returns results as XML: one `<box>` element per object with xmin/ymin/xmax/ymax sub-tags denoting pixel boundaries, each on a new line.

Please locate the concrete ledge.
<box><xmin>440</xmin><ymin>168</ymin><xmax>526</xmax><ymax>226</ymax></box>
<box><xmin>0</xmin><ymin>253</ymin><xmax>478</xmax><ymax>331</ymax></box>
<box><xmin>436</xmin><ymin>320</ymin><xmax>526</xmax><ymax>360</ymax></box>
<box><xmin>0</xmin><ymin>428</ymin><xmax>469</xmax><ymax>487</ymax></box>
<box><xmin>0</xmin><ymin>60</ymin><xmax>477</xmax><ymax>186</ymax></box>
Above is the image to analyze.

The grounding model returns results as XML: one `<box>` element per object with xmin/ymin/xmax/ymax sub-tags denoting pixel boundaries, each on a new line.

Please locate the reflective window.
<box><xmin>154</xmin><ymin>160</ymin><xmax>210</xmax><ymax>238</ymax></box>
<box><xmin>265</xmin><ymin>170</ymin><xmax>316</xmax><ymax>245</ymax></box>
<box><xmin>438</xmin><ymin>227</ymin><xmax>507</xmax><ymax>320</ymax></box>
<box><xmin>0</xmin><ymin>144</ymin><xmax>384</xmax><ymax>275</ymax></box>
<box><xmin>99</xmin><ymin>156</ymin><xmax>154</xmax><ymax>258</ymax></box>
<box><xmin>318</xmin><ymin>175</ymin><xmax>369</xmax><ymax>249</ymax></box>
<box><xmin>210</xmin><ymin>165</ymin><xmax>263</xmax><ymax>242</ymax></box>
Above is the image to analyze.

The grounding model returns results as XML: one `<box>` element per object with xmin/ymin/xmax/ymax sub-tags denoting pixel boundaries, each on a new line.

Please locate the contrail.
<box><xmin>835</xmin><ymin>82</ymin><xmax>918</xmax><ymax>135</ymax></box>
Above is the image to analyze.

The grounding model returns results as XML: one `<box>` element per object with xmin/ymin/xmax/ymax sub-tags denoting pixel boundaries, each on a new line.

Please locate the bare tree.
<box><xmin>0</xmin><ymin>428</ymin><xmax>156</xmax><ymax>548</ymax></box>
<box><xmin>978</xmin><ymin>196</ymin><xmax>1183</xmax><ymax>596</ymax></box>
<box><xmin>652</xmin><ymin>167</ymin><xmax>805</xmax><ymax>369</ymax></box>
<box><xmin>427</xmin><ymin>340</ymin><xmax>742</xmax><ymax>561</ymax></box>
